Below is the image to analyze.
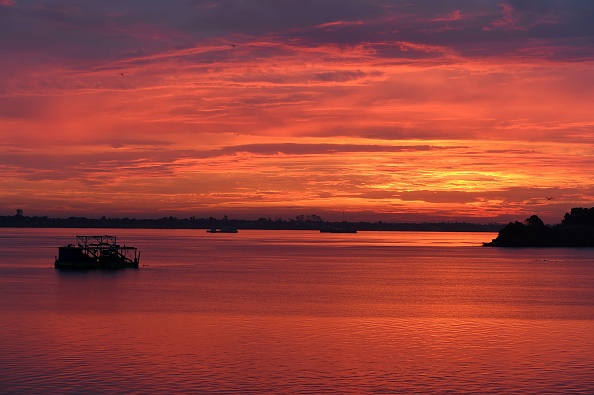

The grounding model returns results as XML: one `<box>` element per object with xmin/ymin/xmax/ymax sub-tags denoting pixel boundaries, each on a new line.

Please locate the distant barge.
<box><xmin>55</xmin><ymin>235</ymin><xmax>140</xmax><ymax>269</ymax></box>
<box><xmin>320</xmin><ymin>227</ymin><xmax>357</xmax><ymax>233</ymax></box>
<box><xmin>206</xmin><ymin>227</ymin><xmax>238</xmax><ymax>233</ymax></box>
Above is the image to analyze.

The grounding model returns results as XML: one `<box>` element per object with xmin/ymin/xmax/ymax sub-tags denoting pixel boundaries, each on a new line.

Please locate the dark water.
<box><xmin>1</xmin><ymin>228</ymin><xmax>594</xmax><ymax>394</ymax></box>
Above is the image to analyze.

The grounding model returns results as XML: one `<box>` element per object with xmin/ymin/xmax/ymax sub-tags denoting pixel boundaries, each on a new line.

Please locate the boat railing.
<box><xmin>76</xmin><ymin>235</ymin><xmax>117</xmax><ymax>247</ymax></box>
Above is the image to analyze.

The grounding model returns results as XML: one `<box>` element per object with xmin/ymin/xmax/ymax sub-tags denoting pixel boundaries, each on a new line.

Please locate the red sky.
<box><xmin>1</xmin><ymin>0</ymin><xmax>594</xmax><ymax>223</ymax></box>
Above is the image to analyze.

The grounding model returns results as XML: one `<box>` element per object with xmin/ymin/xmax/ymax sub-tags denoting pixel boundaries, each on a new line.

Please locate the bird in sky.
<box><xmin>120</xmin><ymin>73</ymin><xmax>125</xmax><ymax>77</ymax></box>
<box><xmin>230</xmin><ymin>44</ymin><xmax>236</xmax><ymax>48</ymax></box>
<box><xmin>545</xmin><ymin>196</ymin><xmax>554</xmax><ymax>200</ymax></box>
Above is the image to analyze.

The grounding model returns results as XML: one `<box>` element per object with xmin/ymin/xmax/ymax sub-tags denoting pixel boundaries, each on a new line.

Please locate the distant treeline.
<box><xmin>0</xmin><ymin>212</ymin><xmax>503</xmax><ymax>232</ymax></box>
<box><xmin>485</xmin><ymin>207</ymin><xmax>594</xmax><ymax>247</ymax></box>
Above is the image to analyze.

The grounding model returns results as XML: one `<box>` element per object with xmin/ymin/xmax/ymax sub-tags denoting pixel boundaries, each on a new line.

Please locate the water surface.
<box><xmin>1</xmin><ymin>229</ymin><xmax>593</xmax><ymax>394</ymax></box>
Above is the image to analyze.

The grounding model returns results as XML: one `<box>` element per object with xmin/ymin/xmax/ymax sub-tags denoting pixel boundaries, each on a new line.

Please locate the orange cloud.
<box><xmin>1</xmin><ymin>1</ymin><xmax>594</xmax><ymax>223</ymax></box>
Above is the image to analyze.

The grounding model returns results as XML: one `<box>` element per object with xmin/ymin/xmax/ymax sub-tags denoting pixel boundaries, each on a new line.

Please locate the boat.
<box><xmin>319</xmin><ymin>226</ymin><xmax>357</xmax><ymax>233</ymax></box>
<box><xmin>206</xmin><ymin>227</ymin><xmax>238</xmax><ymax>233</ymax></box>
<box><xmin>54</xmin><ymin>235</ymin><xmax>140</xmax><ymax>269</ymax></box>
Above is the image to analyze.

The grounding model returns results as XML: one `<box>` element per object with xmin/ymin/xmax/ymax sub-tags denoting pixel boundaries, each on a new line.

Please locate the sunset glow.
<box><xmin>2</xmin><ymin>1</ymin><xmax>594</xmax><ymax>223</ymax></box>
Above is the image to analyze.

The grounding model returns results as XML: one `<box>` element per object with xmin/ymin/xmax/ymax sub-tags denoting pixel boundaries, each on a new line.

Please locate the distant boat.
<box><xmin>54</xmin><ymin>235</ymin><xmax>140</xmax><ymax>270</ymax></box>
<box><xmin>319</xmin><ymin>226</ymin><xmax>357</xmax><ymax>234</ymax></box>
<box><xmin>206</xmin><ymin>227</ymin><xmax>238</xmax><ymax>233</ymax></box>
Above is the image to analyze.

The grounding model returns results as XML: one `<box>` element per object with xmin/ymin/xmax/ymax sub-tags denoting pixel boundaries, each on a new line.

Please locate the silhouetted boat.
<box><xmin>319</xmin><ymin>226</ymin><xmax>357</xmax><ymax>233</ymax></box>
<box><xmin>206</xmin><ymin>227</ymin><xmax>238</xmax><ymax>233</ymax></box>
<box><xmin>54</xmin><ymin>235</ymin><xmax>140</xmax><ymax>269</ymax></box>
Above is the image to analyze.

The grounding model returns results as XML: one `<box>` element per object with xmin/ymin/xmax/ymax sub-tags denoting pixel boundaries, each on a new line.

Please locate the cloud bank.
<box><xmin>1</xmin><ymin>0</ymin><xmax>593</xmax><ymax>222</ymax></box>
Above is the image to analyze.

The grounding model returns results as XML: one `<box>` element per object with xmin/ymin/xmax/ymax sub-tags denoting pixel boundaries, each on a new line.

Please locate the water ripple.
<box><xmin>2</xmin><ymin>229</ymin><xmax>594</xmax><ymax>394</ymax></box>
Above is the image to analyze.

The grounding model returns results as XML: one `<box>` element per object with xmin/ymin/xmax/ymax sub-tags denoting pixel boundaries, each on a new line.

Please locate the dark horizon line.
<box><xmin>1</xmin><ymin>213</ymin><xmax>504</xmax><ymax>232</ymax></box>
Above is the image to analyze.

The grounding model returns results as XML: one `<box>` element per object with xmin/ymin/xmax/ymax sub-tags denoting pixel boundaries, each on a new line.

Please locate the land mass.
<box><xmin>484</xmin><ymin>207</ymin><xmax>594</xmax><ymax>247</ymax></box>
<box><xmin>0</xmin><ymin>212</ymin><xmax>502</xmax><ymax>232</ymax></box>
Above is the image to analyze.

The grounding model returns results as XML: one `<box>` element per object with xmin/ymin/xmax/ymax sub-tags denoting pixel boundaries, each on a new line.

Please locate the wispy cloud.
<box><xmin>1</xmin><ymin>0</ymin><xmax>593</xmax><ymax>222</ymax></box>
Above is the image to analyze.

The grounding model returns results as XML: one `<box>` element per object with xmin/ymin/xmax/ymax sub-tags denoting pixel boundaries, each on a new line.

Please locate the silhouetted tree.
<box><xmin>486</xmin><ymin>207</ymin><xmax>594</xmax><ymax>247</ymax></box>
<box><xmin>562</xmin><ymin>207</ymin><xmax>594</xmax><ymax>227</ymax></box>
<box><xmin>306</xmin><ymin>214</ymin><xmax>323</xmax><ymax>222</ymax></box>
<box><xmin>525</xmin><ymin>215</ymin><xmax>544</xmax><ymax>227</ymax></box>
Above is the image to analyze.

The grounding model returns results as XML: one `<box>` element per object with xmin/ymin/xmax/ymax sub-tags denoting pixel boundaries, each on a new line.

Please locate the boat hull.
<box><xmin>206</xmin><ymin>227</ymin><xmax>238</xmax><ymax>233</ymax></box>
<box><xmin>54</xmin><ymin>257</ymin><xmax>139</xmax><ymax>270</ymax></box>
<box><xmin>320</xmin><ymin>228</ymin><xmax>357</xmax><ymax>233</ymax></box>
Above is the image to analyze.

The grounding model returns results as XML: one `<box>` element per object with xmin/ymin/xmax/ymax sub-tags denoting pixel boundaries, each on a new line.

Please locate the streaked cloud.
<box><xmin>1</xmin><ymin>0</ymin><xmax>593</xmax><ymax>223</ymax></box>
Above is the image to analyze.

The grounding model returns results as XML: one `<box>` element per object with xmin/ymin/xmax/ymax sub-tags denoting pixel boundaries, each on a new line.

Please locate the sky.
<box><xmin>1</xmin><ymin>0</ymin><xmax>594</xmax><ymax>224</ymax></box>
